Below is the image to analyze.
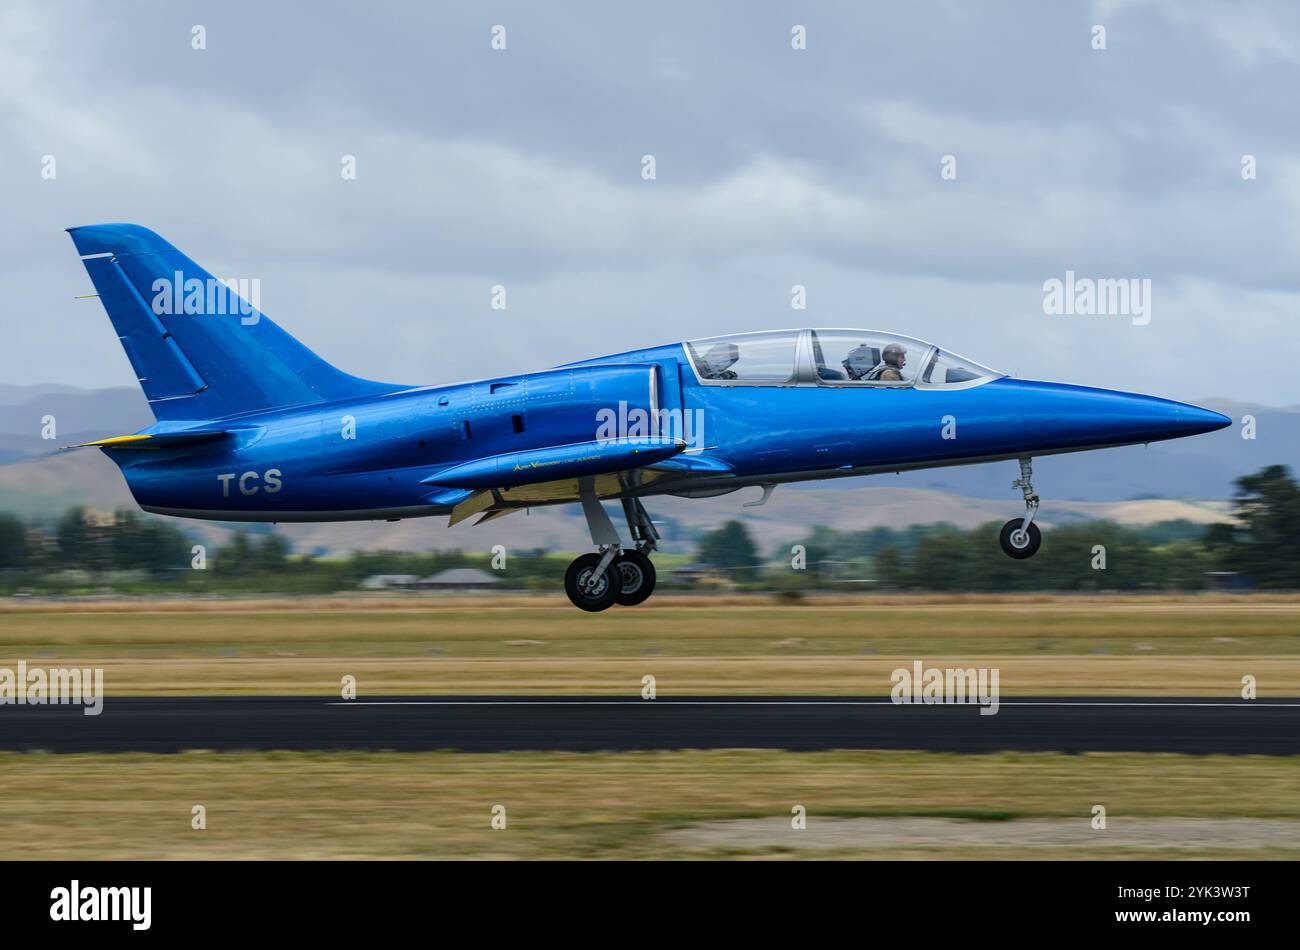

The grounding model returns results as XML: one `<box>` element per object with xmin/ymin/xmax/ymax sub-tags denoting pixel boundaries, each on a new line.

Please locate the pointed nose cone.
<box><xmin>1015</xmin><ymin>381</ymin><xmax>1231</xmax><ymax>454</ymax></box>
<box><xmin>1175</xmin><ymin>403</ymin><xmax>1232</xmax><ymax>437</ymax></box>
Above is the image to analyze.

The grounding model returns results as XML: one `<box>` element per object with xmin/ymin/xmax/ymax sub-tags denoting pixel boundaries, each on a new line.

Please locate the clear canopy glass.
<box><xmin>809</xmin><ymin>330</ymin><xmax>928</xmax><ymax>385</ymax></box>
<box><xmin>686</xmin><ymin>331</ymin><xmax>800</xmax><ymax>383</ymax></box>
<box><xmin>920</xmin><ymin>348</ymin><xmax>1001</xmax><ymax>387</ymax></box>
<box><xmin>684</xmin><ymin>329</ymin><xmax>1001</xmax><ymax>389</ymax></box>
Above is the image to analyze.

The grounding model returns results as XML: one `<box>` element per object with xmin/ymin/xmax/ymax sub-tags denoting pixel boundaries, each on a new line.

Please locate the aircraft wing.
<box><xmin>420</xmin><ymin>436</ymin><xmax>687</xmax><ymax>490</ymax></box>
<box><xmin>419</xmin><ymin>437</ymin><xmax>733</xmax><ymax>526</ymax></box>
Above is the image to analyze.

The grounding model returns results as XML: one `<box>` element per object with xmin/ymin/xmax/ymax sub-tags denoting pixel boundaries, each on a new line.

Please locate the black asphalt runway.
<box><xmin>1</xmin><ymin>696</ymin><xmax>1298</xmax><ymax>754</ymax></box>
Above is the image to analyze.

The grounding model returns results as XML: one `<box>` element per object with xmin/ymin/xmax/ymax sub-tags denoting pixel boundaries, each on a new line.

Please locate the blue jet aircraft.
<box><xmin>65</xmin><ymin>224</ymin><xmax>1231</xmax><ymax>610</ymax></box>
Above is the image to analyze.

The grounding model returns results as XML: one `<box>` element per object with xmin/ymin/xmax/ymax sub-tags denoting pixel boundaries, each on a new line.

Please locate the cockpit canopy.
<box><xmin>684</xmin><ymin>329</ymin><xmax>1002</xmax><ymax>389</ymax></box>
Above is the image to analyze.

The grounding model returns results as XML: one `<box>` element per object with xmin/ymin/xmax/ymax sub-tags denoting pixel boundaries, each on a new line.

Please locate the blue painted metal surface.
<box><xmin>66</xmin><ymin>224</ymin><xmax>1231</xmax><ymax>523</ymax></box>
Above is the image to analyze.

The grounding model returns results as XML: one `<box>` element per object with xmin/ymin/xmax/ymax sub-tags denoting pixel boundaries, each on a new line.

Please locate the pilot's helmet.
<box><xmin>882</xmin><ymin>343</ymin><xmax>907</xmax><ymax>366</ymax></box>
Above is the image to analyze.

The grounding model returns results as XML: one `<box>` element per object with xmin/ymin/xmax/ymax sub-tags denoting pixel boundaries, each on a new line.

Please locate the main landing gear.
<box><xmin>999</xmin><ymin>456</ymin><xmax>1042</xmax><ymax>559</ymax></box>
<box><xmin>564</xmin><ymin>478</ymin><xmax>660</xmax><ymax>611</ymax></box>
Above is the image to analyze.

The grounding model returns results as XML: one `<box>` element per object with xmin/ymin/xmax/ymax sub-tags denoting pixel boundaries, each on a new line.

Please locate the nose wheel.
<box><xmin>999</xmin><ymin>519</ymin><xmax>1042</xmax><ymax>558</ymax></box>
<box><xmin>1000</xmin><ymin>456</ymin><xmax>1043</xmax><ymax>559</ymax></box>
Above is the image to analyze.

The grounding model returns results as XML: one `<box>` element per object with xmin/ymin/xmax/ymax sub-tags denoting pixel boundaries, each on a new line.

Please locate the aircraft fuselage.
<box><xmin>109</xmin><ymin>341</ymin><xmax>1229</xmax><ymax>522</ymax></box>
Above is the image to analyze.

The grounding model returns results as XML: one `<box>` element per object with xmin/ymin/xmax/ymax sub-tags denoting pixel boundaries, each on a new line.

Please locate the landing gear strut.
<box><xmin>612</xmin><ymin>496</ymin><xmax>658</xmax><ymax>606</ymax></box>
<box><xmin>999</xmin><ymin>456</ymin><xmax>1042</xmax><ymax>559</ymax></box>
<box><xmin>563</xmin><ymin>478</ymin><xmax>659</xmax><ymax>611</ymax></box>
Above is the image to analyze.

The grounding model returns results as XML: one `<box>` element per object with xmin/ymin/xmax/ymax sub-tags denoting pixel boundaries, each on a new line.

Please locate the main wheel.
<box><xmin>564</xmin><ymin>553</ymin><xmax>619</xmax><ymax>612</ymax></box>
<box><xmin>999</xmin><ymin>519</ymin><xmax>1042</xmax><ymax>559</ymax></box>
<box><xmin>612</xmin><ymin>550</ymin><xmax>656</xmax><ymax>606</ymax></box>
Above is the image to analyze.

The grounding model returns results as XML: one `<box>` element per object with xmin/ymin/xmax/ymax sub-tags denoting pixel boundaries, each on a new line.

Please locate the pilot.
<box><xmin>866</xmin><ymin>343</ymin><xmax>907</xmax><ymax>382</ymax></box>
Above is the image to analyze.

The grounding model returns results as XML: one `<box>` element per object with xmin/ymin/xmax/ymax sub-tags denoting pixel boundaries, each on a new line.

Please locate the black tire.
<box><xmin>564</xmin><ymin>553</ymin><xmax>619</xmax><ymax>612</ymax></box>
<box><xmin>612</xmin><ymin>550</ymin><xmax>657</xmax><ymax>606</ymax></box>
<box><xmin>999</xmin><ymin>519</ymin><xmax>1042</xmax><ymax>559</ymax></box>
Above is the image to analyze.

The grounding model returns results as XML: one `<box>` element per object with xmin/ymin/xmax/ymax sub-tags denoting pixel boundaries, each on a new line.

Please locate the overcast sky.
<box><xmin>4</xmin><ymin>0</ymin><xmax>1300</xmax><ymax>405</ymax></box>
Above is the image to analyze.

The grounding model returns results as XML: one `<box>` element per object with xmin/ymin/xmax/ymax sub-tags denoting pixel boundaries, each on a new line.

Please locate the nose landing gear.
<box><xmin>564</xmin><ymin>478</ymin><xmax>660</xmax><ymax>611</ymax></box>
<box><xmin>999</xmin><ymin>456</ymin><xmax>1042</xmax><ymax>559</ymax></box>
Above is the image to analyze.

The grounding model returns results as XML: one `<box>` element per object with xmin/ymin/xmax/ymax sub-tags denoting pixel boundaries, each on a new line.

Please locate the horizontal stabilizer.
<box><xmin>422</xmin><ymin>437</ymin><xmax>686</xmax><ymax>490</ymax></box>
<box><xmin>64</xmin><ymin>429</ymin><xmax>233</xmax><ymax>451</ymax></box>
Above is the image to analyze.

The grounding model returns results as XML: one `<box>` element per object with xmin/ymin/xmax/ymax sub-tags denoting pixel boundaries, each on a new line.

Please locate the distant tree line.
<box><xmin>0</xmin><ymin>507</ymin><xmax>192</xmax><ymax>575</ymax></box>
<box><xmin>1203</xmin><ymin>465</ymin><xmax>1300</xmax><ymax>588</ymax></box>
<box><xmin>1</xmin><ymin>465</ymin><xmax>1299</xmax><ymax>594</ymax></box>
<box><xmin>0</xmin><ymin>506</ymin><xmax>578</xmax><ymax>594</ymax></box>
<box><xmin>693</xmin><ymin>465</ymin><xmax>1300</xmax><ymax>592</ymax></box>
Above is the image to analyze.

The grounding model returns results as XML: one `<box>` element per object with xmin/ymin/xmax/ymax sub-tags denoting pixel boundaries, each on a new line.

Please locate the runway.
<box><xmin>1</xmin><ymin>696</ymin><xmax>1298</xmax><ymax>754</ymax></box>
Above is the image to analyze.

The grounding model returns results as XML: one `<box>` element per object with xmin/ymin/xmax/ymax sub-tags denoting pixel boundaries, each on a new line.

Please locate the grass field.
<box><xmin>1</xmin><ymin>594</ymin><xmax>1297</xmax><ymax>695</ymax></box>
<box><xmin>2</xmin><ymin>749</ymin><xmax>1298</xmax><ymax>859</ymax></box>
<box><xmin>3</xmin><ymin>595</ymin><xmax>1296</xmax><ymax>859</ymax></box>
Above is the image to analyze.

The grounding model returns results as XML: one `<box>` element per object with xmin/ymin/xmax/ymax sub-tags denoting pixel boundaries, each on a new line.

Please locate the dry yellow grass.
<box><xmin>2</xmin><ymin>749</ymin><xmax>1297</xmax><ymax>859</ymax></box>
<box><xmin>2</xmin><ymin>595</ymin><xmax>1297</xmax><ymax>694</ymax></box>
<box><xmin>10</xmin><ymin>654</ymin><xmax>1296</xmax><ymax>696</ymax></box>
<box><xmin>5</xmin><ymin>592</ymin><xmax>1300</xmax><ymax>613</ymax></box>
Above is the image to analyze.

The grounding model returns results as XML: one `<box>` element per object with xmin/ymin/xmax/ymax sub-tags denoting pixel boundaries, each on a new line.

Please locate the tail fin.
<box><xmin>67</xmin><ymin>223</ymin><xmax>402</xmax><ymax>422</ymax></box>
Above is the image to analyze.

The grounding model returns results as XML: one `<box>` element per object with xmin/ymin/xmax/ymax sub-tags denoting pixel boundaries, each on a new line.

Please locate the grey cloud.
<box><xmin>2</xmin><ymin>0</ymin><xmax>1299</xmax><ymax>407</ymax></box>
